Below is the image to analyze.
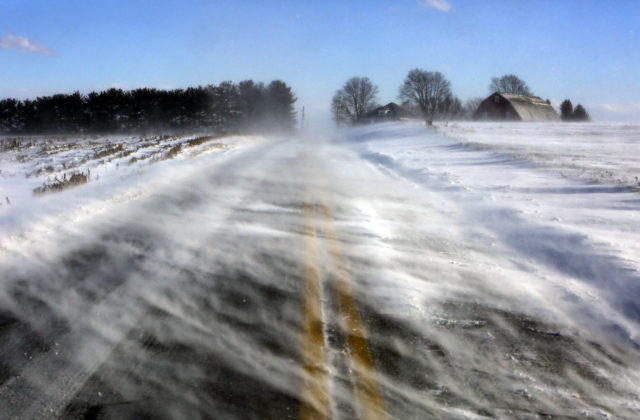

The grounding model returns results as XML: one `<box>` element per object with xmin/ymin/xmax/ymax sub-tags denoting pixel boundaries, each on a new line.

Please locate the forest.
<box><xmin>0</xmin><ymin>80</ymin><xmax>297</xmax><ymax>134</ymax></box>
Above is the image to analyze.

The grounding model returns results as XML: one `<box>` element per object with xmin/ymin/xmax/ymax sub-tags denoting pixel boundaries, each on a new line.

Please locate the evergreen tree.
<box><xmin>237</xmin><ymin>80</ymin><xmax>267</xmax><ymax>128</ymax></box>
<box><xmin>210</xmin><ymin>81</ymin><xmax>241</xmax><ymax>128</ymax></box>
<box><xmin>0</xmin><ymin>80</ymin><xmax>296</xmax><ymax>134</ymax></box>
<box><xmin>266</xmin><ymin>80</ymin><xmax>297</xmax><ymax>131</ymax></box>
<box><xmin>0</xmin><ymin>98</ymin><xmax>20</xmax><ymax>132</ymax></box>
<box><xmin>560</xmin><ymin>99</ymin><xmax>574</xmax><ymax>121</ymax></box>
<box><xmin>573</xmin><ymin>104</ymin><xmax>589</xmax><ymax>121</ymax></box>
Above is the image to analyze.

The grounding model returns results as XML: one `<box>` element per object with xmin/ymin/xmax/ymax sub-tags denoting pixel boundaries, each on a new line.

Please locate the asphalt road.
<box><xmin>1</xmin><ymin>135</ymin><xmax>639</xmax><ymax>419</ymax></box>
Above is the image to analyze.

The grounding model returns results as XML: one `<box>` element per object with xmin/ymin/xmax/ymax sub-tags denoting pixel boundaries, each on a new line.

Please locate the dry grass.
<box><xmin>186</xmin><ymin>135</ymin><xmax>216</xmax><ymax>147</ymax></box>
<box><xmin>116</xmin><ymin>149</ymin><xmax>133</xmax><ymax>159</ymax></box>
<box><xmin>0</xmin><ymin>138</ymin><xmax>21</xmax><ymax>152</ymax></box>
<box><xmin>185</xmin><ymin>131</ymin><xmax>235</xmax><ymax>148</ymax></box>
<box><xmin>94</xmin><ymin>144</ymin><xmax>124</xmax><ymax>159</ymax></box>
<box><xmin>166</xmin><ymin>143</ymin><xmax>182</xmax><ymax>159</ymax></box>
<box><xmin>33</xmin><ymin>170</ymin><xmax>90</xmax><ymax>196</ymax></box>
<box><xmin>35</xmin><ymin>165</ymin><xmax>56</xmax><ymax>176</ymax></box>
<box><xmin>1</xmin><ymin>137</ymin><xmax>40</xmax><ymax>152</ymax></box>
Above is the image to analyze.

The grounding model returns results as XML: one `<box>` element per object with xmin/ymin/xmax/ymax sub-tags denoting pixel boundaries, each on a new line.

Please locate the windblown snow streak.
<box><xmin>1</xmin><ymin>123</ymin><xmax>639</xmax><ymax>419</ymax></box>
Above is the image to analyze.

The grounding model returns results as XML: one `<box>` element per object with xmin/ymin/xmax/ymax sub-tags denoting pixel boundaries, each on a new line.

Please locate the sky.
<box><xmin>1</xmin><ymin>0</ymin><xmax>639</xmax><ymax>122</ymax></box>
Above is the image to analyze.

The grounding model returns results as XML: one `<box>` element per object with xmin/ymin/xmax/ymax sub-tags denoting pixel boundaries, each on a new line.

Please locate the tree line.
<box><xmin>332</xmin><ymin>70</ymin><xmax>464</xmax><ymax>124</ymax></box>
<box><xmin>0</xmin><ymin>80</ymin><xmax>297</xmax><ymax>134</ymax></box>
<box><xmin>560</xmin><ymin>99</ymin><xmax>589</xmax><ymax>121</ymax></box>
<box><xmin>332</xmin><ymin>71</ymin><xmax>589</xmax><ymax>124</ymax></box>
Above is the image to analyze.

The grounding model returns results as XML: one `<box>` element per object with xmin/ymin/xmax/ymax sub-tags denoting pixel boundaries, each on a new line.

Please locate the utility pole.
<box><xmin>300</xmin><ymin>106</ymin><xmax>305</xmax><ymax>131</ymax></box>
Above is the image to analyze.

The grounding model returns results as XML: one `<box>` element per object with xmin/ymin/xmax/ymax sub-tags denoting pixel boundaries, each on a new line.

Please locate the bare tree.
<box><xmin>398</xmin><ymin>69</ymin><xmax>452</xmax><ymax>120</ymax></box>
<box><xmin>439</xmin><ymin>95</ymin><xmax>463</xmax><ymax>119</ymax></box>
<box><xmin>331</xmin><ymin>77</ymin><xmax>379</xmax><ymax>124</ymax></box>
<box><xmin>489</xmin><ymin>74</ymin><xmax>532</xmax><ymax>96</ymax></box>
<box><xmin>463</xmin><ymin>97</ymin><xmax>484</xmax><ymax>119</ymax></box>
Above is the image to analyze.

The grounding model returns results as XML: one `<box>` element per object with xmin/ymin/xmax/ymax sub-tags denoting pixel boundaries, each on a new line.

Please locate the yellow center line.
<box><xmin>299</xmin><ymin>201</ymin><xmax>330</xmax><ymax>420</ymax></box>
<box><xmin>319</xmin><ymin>204</ymin><xmax>387</xmax><ymax>420</ymax></box>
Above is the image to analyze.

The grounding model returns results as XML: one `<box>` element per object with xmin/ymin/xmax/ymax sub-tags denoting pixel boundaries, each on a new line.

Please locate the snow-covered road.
<box><xmin>1</xmin><ymin>123</ymin><xmax>639</xmax><ymax>419</ymax></box>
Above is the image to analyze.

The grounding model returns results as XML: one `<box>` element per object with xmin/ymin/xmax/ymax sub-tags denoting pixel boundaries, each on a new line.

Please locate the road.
<box><xmin>1</xmin><ymin>130</ymin><xmax>639</xmax><ymax>419</ymax></box>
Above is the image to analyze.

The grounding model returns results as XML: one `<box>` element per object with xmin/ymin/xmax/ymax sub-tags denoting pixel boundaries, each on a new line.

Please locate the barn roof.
<box><xmin>497</xmin><ymin>92</ymin><xmax>560</xmax><ymax>121</ymax></box>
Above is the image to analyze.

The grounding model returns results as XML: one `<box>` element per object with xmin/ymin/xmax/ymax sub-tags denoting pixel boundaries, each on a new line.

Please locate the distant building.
<box><xmin>473</xmin><ymin>92</ymin><xmax>560</xmax><ymax>121</ymax></box>
<box><xmin>363</xmin><ymin>102</ymin><xmax>417</xmax><ymax>123</ymax></box>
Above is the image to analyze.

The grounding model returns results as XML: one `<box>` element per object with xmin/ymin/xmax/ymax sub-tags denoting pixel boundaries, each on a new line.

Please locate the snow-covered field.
<box><xmin>345</xmin><ymin>122</ymin><xmax>640</xmax><ymax>339</ymax></box>
<box><xmin>436</xmin><ymin>122</ymin><xmax>640</xmax><ymax>191</ymax></box>
<box><xmin>1</xmin><ymin>122</ymin><xmax>639</xmax><ymax>418</ymax></box>
<box><xmin>0</xmin><ymin>132</ymin><xmax>258</xmax><ymax>247</ymax></box>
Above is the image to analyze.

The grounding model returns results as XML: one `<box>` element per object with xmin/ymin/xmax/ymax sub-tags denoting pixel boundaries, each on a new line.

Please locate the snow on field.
<box><xmin>436</xmin><ymin>121</ymin><xmax>640</xmax><ymax>190</ymax></box>
<box><xmin>0</xmin><ymin>132</ymin><xmax>260</xmax><ymax>252</ymax></box>
<box><xmin>340</xmin><ymin>121</ymin><xmax>640</xmax><ymax>341</ymax></box>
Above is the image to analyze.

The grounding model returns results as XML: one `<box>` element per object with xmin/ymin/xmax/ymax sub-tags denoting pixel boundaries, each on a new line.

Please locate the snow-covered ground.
<box><xmin>436</xmin><ymin>121</ymin><xmax>640</xmax><ymax>191</ymax></box>
<box><xmin>1</xmin><ymin>123</ymin><xmax>639</xmax><ymax>418</ymax></box>
<box><xmin>0</xmin><ymin>132</ymin><xmax>259</xmax><ymax>249</ymax></box>
<box><xmin>343</xmin><ymin>122</ymin><xmax>640</xmax><ymax>340</ymax></box>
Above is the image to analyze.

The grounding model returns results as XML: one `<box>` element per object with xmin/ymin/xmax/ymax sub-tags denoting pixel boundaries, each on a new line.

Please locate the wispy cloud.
<box><xmin>423</xmin><ymin>0</ymin><xmax>452</xmax><ymax>12</ymax></box>
<box><xmin>0</xmin><ymin>33</ymin><xmax>55</xmax><ymax>55</ymax></box>
<box><xmin>596</xmin><ymin>103</ymin><xmax>640</xmax><ymax>114</ymax></box>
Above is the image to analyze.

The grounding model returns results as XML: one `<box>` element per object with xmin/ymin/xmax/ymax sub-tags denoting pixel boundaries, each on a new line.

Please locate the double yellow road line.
<box><xmin>300</xmin><ymin>202</ymin><xmax>330</xmax><ymax>419</ymax></box>
<box><xmin>300</xmin><ymin>199</ymin><xmax>386</xmax><ymax>420</ymax></box>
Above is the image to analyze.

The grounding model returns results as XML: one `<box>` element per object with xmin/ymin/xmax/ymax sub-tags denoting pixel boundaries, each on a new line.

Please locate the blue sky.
<box><xmin>1</xmin><ymin>0</ymin><xmax>639</xmax><ymax>121</ymax></box>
